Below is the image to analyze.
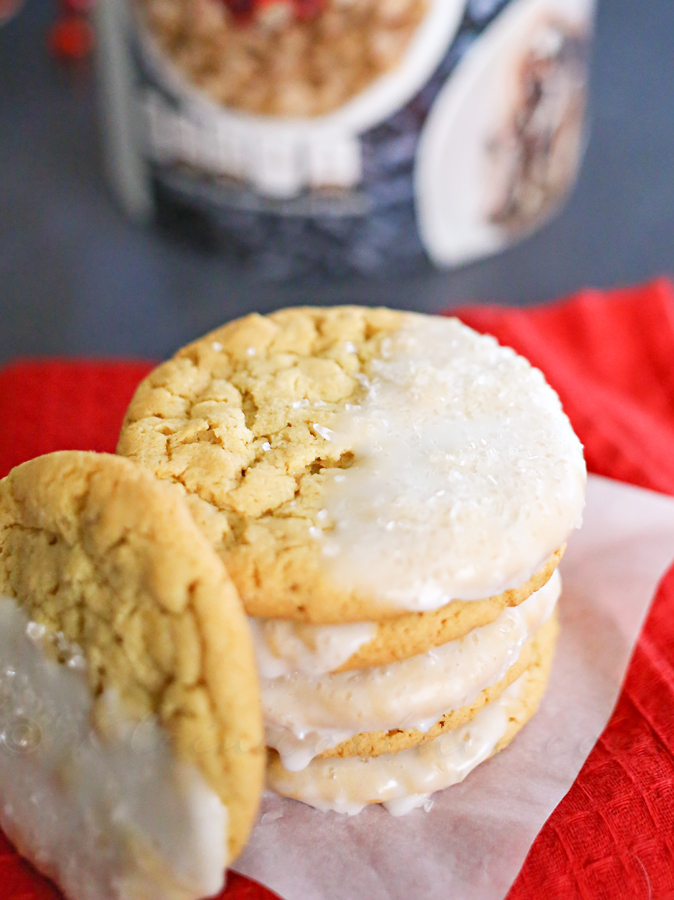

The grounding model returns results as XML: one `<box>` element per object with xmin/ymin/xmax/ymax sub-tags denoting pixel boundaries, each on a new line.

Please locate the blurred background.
<box><xmin>0</xmin><ymin>0</ymin><xmax>673</xmax><ymax>364</ymax></box>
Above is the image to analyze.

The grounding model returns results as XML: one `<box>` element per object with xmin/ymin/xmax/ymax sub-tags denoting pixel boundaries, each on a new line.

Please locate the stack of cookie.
<box><xmin>118</xmin><ymin>306</ymin><xmax>586</xmax><ymax>815</ymax></box>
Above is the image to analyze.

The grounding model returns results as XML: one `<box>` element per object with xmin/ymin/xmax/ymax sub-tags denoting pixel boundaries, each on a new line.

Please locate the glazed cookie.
<box><xmin>320</xmin><ymin>610</ymin><xmax>558</xmax><ymax>760</ymax></box>
<box><xmin>118</xmin><ymin>306</ymin><xmax>585</xmax><ymax>624</ymax></box>
<box><xmin>0</xmin><ymin>452</ymin><xmax>264</xmax><ymax>900</ymax></box>
<box><xmin>251</xmin><ymin>546</ymin><xmax>563</xmax><ymax>677</ymax></box>
<box><xmin>266</xmin><ymin>612</ymin><xmax>558</xmax><ymax>815</ymax></box>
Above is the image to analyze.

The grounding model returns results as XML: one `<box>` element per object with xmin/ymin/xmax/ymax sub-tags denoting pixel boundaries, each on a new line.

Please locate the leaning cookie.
<box><xmin>0</xmin><ymin>451</ymin><xmax>264</xmax><ymax>900</ymax></box>
<box><xmin>117</xmin><ymin>307</ymin><xmax>584</xmax><ymax>625</ymax></box>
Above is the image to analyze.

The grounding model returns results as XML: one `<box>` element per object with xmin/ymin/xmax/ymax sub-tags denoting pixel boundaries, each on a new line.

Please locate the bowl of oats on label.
<box><xmin>94</xmin><ymin>0</ymin><xmax>595</xmax><ymax>277</ymax></box>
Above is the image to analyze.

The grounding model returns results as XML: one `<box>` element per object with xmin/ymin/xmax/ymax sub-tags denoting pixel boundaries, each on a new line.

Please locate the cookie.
<box><xmin>320</xmin><ymin>610</ymin><xmax>558</xmax><ymax>760</ymax></box>
<box><xmin>262</xmin><ymin>570</ymin><xmax>560</xmax><ymax>770</ymax></box>
<box><xmin>266</xmin><ymin>612</ymin><xmax>557</xmax><ymax>815</ymax></box>
<box><xmin>251</xmin><ymin>546</ymin><xmax>563</xmax><ymax>676</ymax></box>
<box><xmin>0</xmin><ymin>452</ymin><xmax>264</xmax><ymax>900</ymax></box>
<box><xmin>118</xmin><ymin>306</ymin><xmax>585</xmax><ymax>624</ymax></box>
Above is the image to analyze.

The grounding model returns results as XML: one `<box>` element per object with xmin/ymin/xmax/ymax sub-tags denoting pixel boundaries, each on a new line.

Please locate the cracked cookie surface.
<box><xmin>118</xmin><ymin>306</ymin><xmax>568</xmax><ymax>626</ymax></box>
<box><xmin>118</xmin><ymin>306</ymin><xmax>405</xmax><ymax>623</ymax></box>
<box><xmin>0</xmin><ymin>451</ymin><xmax>264</xmax><ymax>862</ymax></box>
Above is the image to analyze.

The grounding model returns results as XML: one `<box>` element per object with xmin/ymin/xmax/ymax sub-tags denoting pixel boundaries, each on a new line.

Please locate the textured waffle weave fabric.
<box><xmin>1</xmin><ymin>279</ymin><xmax>674</xmax><ymax>900</ymax></box>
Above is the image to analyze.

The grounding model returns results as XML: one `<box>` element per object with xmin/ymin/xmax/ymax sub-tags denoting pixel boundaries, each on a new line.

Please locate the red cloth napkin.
<box><xmin>2</xmin><ymin>278</ymin><xmax>674</xmax><ymax>900</ymax></box>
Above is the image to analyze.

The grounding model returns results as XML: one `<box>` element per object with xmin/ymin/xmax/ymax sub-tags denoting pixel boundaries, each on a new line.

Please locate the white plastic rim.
<box><xmin>415</xmin><ymin>0</ymin><xmax>595</xmax><ymax>268</ymax></box>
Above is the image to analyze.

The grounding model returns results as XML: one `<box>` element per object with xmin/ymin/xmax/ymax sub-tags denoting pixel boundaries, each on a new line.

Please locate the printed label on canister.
<box><xmin>138</xmin><ymin>0</ymin><xmax>464</xmax><ymax>194</ymax></box>
<box><xmin>130</xmin><ymin>0</ymin><xmax>594</xmax><ymax>274</ymax></box>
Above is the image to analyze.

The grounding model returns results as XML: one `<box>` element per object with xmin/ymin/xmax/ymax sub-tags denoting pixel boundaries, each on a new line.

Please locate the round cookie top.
<box><xmin>118</xmin><ymin>306</ymin><xmax>585</xmax><ymax>623</ymax></box>
<box><xmin>0</xmin><ymin>451</ymin><xmax>264</xmax><ymax>870</ymax></box>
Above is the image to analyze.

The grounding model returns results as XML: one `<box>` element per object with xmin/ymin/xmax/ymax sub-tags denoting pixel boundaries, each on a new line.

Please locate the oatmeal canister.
<box><xmin>94</xmin><ymin>0</ymin><xmax>595</xmax><ymax>275</ymax></box>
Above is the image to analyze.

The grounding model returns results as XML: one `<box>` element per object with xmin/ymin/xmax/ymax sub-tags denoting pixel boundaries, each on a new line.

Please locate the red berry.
<box><xmin>48</xmin><ymin>16</ymin><xmax>95</xmax><ymax>61</ymax></box>
<box><xmin>63</xmin><ymin>0</ymin><xmax>95</xmax><ymax>12</ymax></box>
<box><xmin>292</xmin><ymin>0</ymin><xmax>326</xmax><ymax>20</ymax></box>
<box><xmin>220</xmin><ymin>0</ymin><xmax>255</xmax><ymax>22</ymax></box>
<box><xmin>219</xmin><ymin>0</ymin><xmax>326</xmax><ymax>23</ymax></box>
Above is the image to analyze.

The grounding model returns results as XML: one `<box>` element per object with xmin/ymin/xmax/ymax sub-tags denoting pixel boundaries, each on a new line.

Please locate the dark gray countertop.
<box><xmin>1</xmin><ymin>0</ymin><xmax>673</xmax><ymax>363</ymax></box>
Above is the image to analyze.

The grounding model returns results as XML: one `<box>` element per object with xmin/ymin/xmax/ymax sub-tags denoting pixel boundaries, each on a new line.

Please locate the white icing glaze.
<box><xmin>265</xmin><ymin>722</ymin><xmax>355</xmax><ymax>774</ymax></box>
<box><xmin>264</xmin><ymin>571</ymin><xmax>560</xmax><ymax>771</ymax></box>
<box><xmin>318</xmin><ymin>315</ymin><xmax>585</xmax><ymax>613</ymax></box>
<box><xmin>268</xmin><ymin>673</ymin><xmax>526</xmax><ymax>816</ymax></box>
<box><xmin>250</xmin><ymin>617</ymin><xmax>378</xmax><ymax>678</ymax></box>
<box><xmin>0</xmin><ymin>595</ymin><xmax>228</xmax><ymax>900</ymax></box>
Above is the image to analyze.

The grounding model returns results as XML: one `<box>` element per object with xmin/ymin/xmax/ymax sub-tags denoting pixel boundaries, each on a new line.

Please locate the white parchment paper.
<box><xmin>233</xmin><ymin>475</ymin><xmax>674</xmax><ymax>900</ymax></box>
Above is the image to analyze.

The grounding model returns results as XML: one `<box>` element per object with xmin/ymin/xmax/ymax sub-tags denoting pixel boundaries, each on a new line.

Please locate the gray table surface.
<box><xmin>1</xmin><ymin>0</ymin><xmax>672</xmax><ymax>364</ymax></box>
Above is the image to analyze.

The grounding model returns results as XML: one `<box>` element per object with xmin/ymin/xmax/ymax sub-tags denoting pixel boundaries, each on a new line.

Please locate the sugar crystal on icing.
<box><xmin>313</xmin><ymin>423</ymin><xmax>333</xmax><ymax>441</ymax></box>
<box><xmin>26</xmin><ymin>622</ymin><xmax>46</xmax><ymax>643</ymax></box>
